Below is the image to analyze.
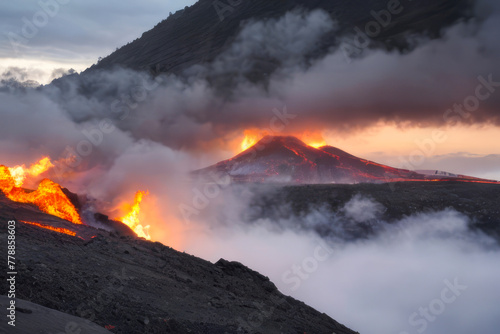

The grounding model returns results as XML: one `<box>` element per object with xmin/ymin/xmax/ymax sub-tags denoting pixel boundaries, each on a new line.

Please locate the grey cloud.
<box><xmin>1</xmin><ymin>2</ymin><xmax>497</xmax><ymax>160</ymax></box>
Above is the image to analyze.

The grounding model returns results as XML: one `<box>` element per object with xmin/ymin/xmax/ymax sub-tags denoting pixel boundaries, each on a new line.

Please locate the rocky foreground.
<box><xmin>0</xmin><ymin>192</ymin><xmax>358</xmax><ymax>334</ymax></box>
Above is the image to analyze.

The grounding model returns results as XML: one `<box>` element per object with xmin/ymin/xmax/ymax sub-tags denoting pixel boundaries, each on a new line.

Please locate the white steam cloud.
<box><xmin>183</xmin><ymin>193</ymin><xmax>500</xmax><ymax>334</ymax></box>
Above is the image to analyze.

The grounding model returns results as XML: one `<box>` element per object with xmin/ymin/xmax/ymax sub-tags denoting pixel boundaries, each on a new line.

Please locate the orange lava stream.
<box><xmin>21</xmin><ymin>220</ymin><xmax>77</xmax><ymax>237</ymax></box>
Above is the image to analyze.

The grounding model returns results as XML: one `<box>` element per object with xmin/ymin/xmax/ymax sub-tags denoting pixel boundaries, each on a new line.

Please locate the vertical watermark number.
<box><xmin>6</xmin><ymin>220</ymin><xmax>17</xmax><ymax>327</ymax></box>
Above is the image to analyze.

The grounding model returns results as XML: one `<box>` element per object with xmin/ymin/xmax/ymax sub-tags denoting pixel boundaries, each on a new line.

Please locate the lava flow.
<box><xmin>118</xmin><ymin>190</ymin><xmax>151</xmax><ymax>240</ymax></box>
<box><xmin>0</xmin><ymin>159</ymin><xmax>83</xmax><ymax>225</ymax></box>
<box><xmin>20</xmin><ymin>220</ymin><xmax>77</xmax><ymax>237</ymax></box>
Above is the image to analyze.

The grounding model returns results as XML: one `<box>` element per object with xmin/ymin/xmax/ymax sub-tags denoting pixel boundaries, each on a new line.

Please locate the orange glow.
<box><xmin>118</xmin><ymin>190</ymin><xmax>151</xmax><ymax>240</ymax></box>
<box><xmin>0</xmin><ymin>165</ymin><xmax>83</xmax><ymax>225</ymax></box>
<box><xmin>21</xmin><ymin>220</ymin><xmax>77</xmax><ymax>237</ymax></box>
<box><xmin>241</xmin><ymin>129</ymin><xmax>263</xmax><ymax>151</ymax></box>
<box><xmin>301</xmin><ymin>132</ymin><xmax>327</xmax><ymax>148</ymax></box>
<box><xmin>8</xmin><ymin>157</ymin><xmax>54</xmax><ymax>187</ymax></box>
<box><xmin>238</xmin><ymin>130</ymin><xmax>328</xmax><ymax>152</ymax></box>
<box><xmin>306</xmin><ymin>141</ymin><xmax>327</xmax><ymax>148</ymax></box>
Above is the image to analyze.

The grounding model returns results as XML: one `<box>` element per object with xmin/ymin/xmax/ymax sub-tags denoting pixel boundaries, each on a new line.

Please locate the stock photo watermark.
<box><xmin>237</xmin><ymin>293</ymin><xmax>286</xmax><ymax>330</ymax></box>
<box><xmin>399</xmin><ymin>278</ymin><xmax>467</xmax><ymax>334</ymax></box>
<box><xmin>212</xmin><ymin>0</ymin><xmax>243</xmax><ymax>22</ymax></box>
<box><xmin>6</xmin><ymin>220</ymin><xmax>17</xmax><ymax>327</ymax></box>
<box><xmin>53</xmin><ymin>76</ymin><xmax>163</xmax><ymax>182</ymax></box>
<box><xmin>385</xmin><ymin>73</ymin><xmax>499</xmax><ymax>188</ymax></box>
<box><xmin>6</xmin><ymin>0</ymin><xmax>71</xmax><ymax>55</ymax></box>
<box><xmin>281</xmin><ymin>240</ymin><xmax>334</xmax><ymax>291</ymax></box>
<box><xmin>340</xmin><ymin>0</ymin><xmax>408</xmax><ymax>62</ymax></box>
<box><xmin>236</xmin><ymin>239</ymin><xmax>335</xmax><ymax>331</ymax></box>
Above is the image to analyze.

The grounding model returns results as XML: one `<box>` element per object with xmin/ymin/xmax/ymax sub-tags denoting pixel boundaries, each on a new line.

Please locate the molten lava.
<box><xmin>239</xmin><ymin>130</ymin><xmax>328</xmax><ymax>152</ymax></box>
<box><xmin>8</xmin><ymin>157</ymin><xmax>54</xmax><ymax>187</ymax></box>
<box><xmin>300</xmin><ymin>132</ymin><xmax>327</xmax><ymax>149</ymax></box>
<box><xmin>21</xmin><ymin>220</ymin><xmax>77</xmax><ymax>237</ymax></box>
<box><xmin>241</xmin><ymin>129</ymin><xmax>262</xmax><ymax>151</ymax></box>
<box><xmin>119</xmin><ymin>190</ymin><xmax>151</xmax><ymax>240</ymax></box>
<box><xmin>0</xmin><ymin>164</ymin><xmax>83</xmax><ymax>225</ymax></box>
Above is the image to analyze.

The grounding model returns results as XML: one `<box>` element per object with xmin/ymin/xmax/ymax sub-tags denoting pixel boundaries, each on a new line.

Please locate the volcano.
<box><xmin>195</xmin><ymin>136</ymin><xmax>498</xmax><ymax>184</ymax></box>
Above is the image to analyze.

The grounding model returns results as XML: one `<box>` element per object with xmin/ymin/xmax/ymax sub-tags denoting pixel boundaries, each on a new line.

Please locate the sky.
<box><xmin>0</xmin><ymin>0</ymin><xmax>197</xmax><ymax>83</ymax></box>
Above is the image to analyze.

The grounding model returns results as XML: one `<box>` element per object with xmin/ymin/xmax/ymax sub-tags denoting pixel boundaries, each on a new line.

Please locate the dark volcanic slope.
<box><xmin>89</xmin><ymin>0</ymin><xmax>471</xmax><ymax>76</ymax></box>
<box><xmin>0</xmin><ymin>296</ymin><xmax>112</xmax><ymax>334</ymax></box>
<box><xmin>0</xmin><ymin>193</ymin><xmax>357</xmax><ymax>334</ymax></box>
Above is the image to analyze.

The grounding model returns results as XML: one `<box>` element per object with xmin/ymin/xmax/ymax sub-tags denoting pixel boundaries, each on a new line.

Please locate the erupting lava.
<box><xmin>0</xmin><ymin>162</ymin><xmax>83</xmax><ymax>225</ymax></box>
<box><xmin>241</xmin><ymin>130</ymin><xmax>261</xmax><ymax>151</ymax></box>
<box><xmin>239</xmin><ymin>130</ymin><xmax>328</xmax><ymax>152</ymax></box>
<box><xmin>8</xmin><ymin>157</ymin><xmax>54</xmax><ymax>187</ymax></box>
<box><xmin>300</xmin><ymin>132</ymin><xmax>327</xmax><ymax>149</ymax></box>
<box><xmin>21</xmin><ymin>220</ymin><xmax>77</xmax><ymax>237</ymax></box>
<box><xmin>119</xmin><ymin>190</ymin><xmax>151</xmax><ymax>240</ymax></box>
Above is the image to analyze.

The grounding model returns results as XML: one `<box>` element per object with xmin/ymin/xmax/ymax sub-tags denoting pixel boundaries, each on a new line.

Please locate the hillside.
<box><xmin>0</xmin><ymin>191</ymin><xmax>357</xmax><ymax>334</ymax></box>
<box><xmin>87</xmin><ymin>0</ymin><xmax>472</xmax><ymax>77</ymax></box>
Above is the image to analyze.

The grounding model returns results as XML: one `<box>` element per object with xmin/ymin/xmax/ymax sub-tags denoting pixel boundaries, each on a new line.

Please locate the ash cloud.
<box><xmin>1</xmin><ymin>0</ymin><xmax>498</xmax><ymax>162</ymax></box>
<box><xmin>52</xmin><ymin>0</ymin><xmax>500</xmax><ymax>148</ymax></box>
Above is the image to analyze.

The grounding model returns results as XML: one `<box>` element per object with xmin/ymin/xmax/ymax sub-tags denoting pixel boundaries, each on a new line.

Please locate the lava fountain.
<box><xmin>118</xmin><ymin>190</ymin><xmax>151</xmax><ymax>240</ymax></box>
<box><xmin>0</xmin><ymin>159</ymin><xmax>83</xmax><ymax>225</ymax></box>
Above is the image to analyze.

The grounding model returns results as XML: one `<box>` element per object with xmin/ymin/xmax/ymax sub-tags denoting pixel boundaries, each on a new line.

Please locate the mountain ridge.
<box><xmin>85</xmin><ymin>0</ymin><xmax>472</xmax><ymax>78</ymax></box>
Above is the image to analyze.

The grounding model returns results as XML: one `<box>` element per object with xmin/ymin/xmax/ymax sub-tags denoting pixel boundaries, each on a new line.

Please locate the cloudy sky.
<box><xmin>0</xmin><ymin>0</ymin><xmax>196</xmax><ymax>83</ymax></box>
<box><xmin>0</xmin><ymin>0</ymin><xmax>499</xmax><ymax>182</ymax></box>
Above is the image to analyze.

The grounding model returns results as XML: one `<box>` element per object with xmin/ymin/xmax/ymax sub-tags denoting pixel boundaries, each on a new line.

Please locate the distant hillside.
<box><xmin>87</xmin><ymin>0</ymin><xmax>472</xmax><ymax>77</ymax></box>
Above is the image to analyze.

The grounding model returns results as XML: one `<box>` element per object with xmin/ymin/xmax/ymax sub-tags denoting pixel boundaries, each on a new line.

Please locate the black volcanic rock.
<box><xmin>94</xmin><ymin>212</ymin><xmax>137</xmax><ymax>237</ymax></box>
<box><xmin>0</xmin><ymin>296</ymin><xmax>112</xmax><ymax>334</ymax></box>
<box><xmin>0</xmin><ymin>192</ymin><xmax>358</xmax><ymax>334</ymax></box>
<box><xmin>195</xmin><ymin>136</ymin><xmax>498</xmax><ymax>184</ymax></box>
<box><xmin>88</xmin><ymin>0</ymin><xmax>472</xmax><ymax>77</ymax></box>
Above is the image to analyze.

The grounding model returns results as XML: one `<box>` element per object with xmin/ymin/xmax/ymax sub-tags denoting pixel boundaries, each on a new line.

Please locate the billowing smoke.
<box><xmin>2</xmin><ymin>0</ymin><xmax>499</xmax><ymax>158</ymax></box>
<box><xmin>183</xmin><ymin>191</ymin><xmax>500</xmax><ymax>334</ymax></box>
